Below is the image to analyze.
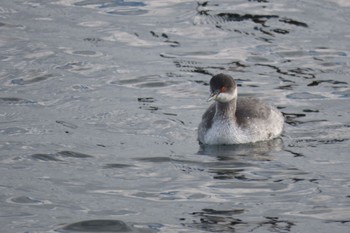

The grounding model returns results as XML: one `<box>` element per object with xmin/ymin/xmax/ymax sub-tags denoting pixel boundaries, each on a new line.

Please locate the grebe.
<box><xmin>198</xmin><ymin>73</ymin><xmax>284</xmax><ymax>145</ymax></box>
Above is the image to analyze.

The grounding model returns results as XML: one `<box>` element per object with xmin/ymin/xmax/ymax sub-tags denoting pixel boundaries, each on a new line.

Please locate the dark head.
<box><xmin>208</xmin><ymin>73</ymin><xmax>237</xmax><ymax>103</ymax></box>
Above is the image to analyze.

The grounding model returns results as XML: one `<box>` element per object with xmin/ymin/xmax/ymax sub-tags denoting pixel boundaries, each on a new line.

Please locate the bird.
<box><xmin>198</xmin><ymin>73</ymin><xmax>284</xmax><ymax>145</ymax></box>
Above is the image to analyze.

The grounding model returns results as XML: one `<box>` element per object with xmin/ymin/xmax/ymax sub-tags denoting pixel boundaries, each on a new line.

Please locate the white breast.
<box><xmin>202</xmin><ymin>109</ymin><xmax>283</xmax><ymax>145</ymax></box>
<box><xmin>203</xmin><ymin>118</ymin><xmax>248</xmax><ymax>145</ymax></box>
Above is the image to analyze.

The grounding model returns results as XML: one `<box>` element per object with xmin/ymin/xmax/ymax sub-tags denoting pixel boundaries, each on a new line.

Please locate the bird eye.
<box><xmin>220</xmin><ymin>86</ymin><xmax>226</xmax><ymax>92</ymax></box>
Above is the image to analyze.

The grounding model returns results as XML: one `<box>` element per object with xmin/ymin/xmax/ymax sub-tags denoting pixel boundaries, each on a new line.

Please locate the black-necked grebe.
<box><xmin>198</xmin><ymin>73</ymin><xmax>284</xmax><ymax>145</ymax></box>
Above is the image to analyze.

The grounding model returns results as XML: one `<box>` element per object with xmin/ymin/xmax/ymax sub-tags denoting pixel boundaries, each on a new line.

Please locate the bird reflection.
<box><xmin>196</xmin><ymin>138</ymin><xmax>284</xmax><ymax>180</ymax></box>
<box><xmin>197</xmin><ymin>138</ymin><xmax>284</xmax><ymax>158</ymax></box>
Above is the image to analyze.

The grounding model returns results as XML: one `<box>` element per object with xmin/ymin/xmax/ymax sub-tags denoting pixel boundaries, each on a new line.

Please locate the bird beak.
<box><xmin>207</xmin><ymin>90</ymin><xmax>220</xmax><ymax>102</ymax></box>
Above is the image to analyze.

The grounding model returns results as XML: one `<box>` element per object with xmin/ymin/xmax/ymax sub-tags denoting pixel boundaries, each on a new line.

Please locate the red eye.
<box><xmin>220</xmin><ymin>87</ymin><xmax>226</xmax><ymax>92</ymax></box>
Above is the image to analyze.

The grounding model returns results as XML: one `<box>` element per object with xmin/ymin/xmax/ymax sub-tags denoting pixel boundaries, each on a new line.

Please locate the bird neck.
<box><xmin>215</xmin><ymin>98</ymin><xmax>237</xmax><ymax>119</ymax></box>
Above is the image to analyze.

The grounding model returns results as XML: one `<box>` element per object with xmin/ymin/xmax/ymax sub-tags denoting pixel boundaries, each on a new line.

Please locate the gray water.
<box><xmin>1</xmin><ymin>0</ymin><xmax>350</xmax><ymax>232</ymax></box>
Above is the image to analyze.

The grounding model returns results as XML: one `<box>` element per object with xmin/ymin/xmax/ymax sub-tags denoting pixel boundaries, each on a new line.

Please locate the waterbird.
<box><xmin>198</xmin><ymin>73</ymin><xmax>284</xmax><ymax>145</ymax></box>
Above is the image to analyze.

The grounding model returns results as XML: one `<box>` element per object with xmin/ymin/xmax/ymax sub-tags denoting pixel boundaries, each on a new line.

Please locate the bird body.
<box><xmin>198</xmin><ymin>74</ymin><xmax>284</xmax><ymax>145</ymax></box>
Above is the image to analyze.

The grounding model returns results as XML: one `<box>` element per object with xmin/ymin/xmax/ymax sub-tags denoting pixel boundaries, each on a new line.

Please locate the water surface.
<box><xmin>1</xmin><ymin>0</ymin><xmax>350</xmax><ymax>232</ymax></box>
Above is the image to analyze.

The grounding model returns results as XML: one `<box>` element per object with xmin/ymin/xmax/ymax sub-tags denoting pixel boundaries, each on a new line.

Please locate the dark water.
<box><xmin>1</xmin><ymin>0</ymin><xmax>350</xmax><ymax>232</ymax></box>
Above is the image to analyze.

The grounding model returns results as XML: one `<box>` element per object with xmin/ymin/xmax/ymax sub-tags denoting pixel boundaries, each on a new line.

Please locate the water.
<box><xmin>1</xmin><ymin>0</ymin><xmax>350</xmax><ymax>232</ymax></box>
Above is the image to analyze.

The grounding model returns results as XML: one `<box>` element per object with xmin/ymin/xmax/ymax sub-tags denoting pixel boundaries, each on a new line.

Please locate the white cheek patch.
<box><xmin>217</xmin><ymin>92</ymin><xmax>233</xmax><ymax>102</ymax></box>
<box><xmin>216</xmin><ymin>88</ymin><xmax>237</xmax><ymax>102</ymax></box>
<box><xmin>232</xmin><ymin>88</ymin><xmax>237</xmax><ymax>98</ymax></box>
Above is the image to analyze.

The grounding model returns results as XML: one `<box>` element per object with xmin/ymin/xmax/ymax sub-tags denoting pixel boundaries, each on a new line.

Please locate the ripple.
<box><xmin>7</xmin><ymin>196</ymin><xmax>51</xmax><ymax>205</ymax></box>
<box><xmin>103</xmin><ymin>30</ymin><xmax>161</xmax><ymax>47</ymax></box>
<box><xmin>137</xmin><ymin>97</ymin><xmax>160</xmax><ymax>112</ymax></box>
<box><xmin>10</xmin><ymin>74</ymin><xmax>53</xmax><ymax>85</ymax></box>
<box><xmin>73</xmin><ymin>0</ymin><xmax>148</xmax><ymax>15</ymax></box>
<box><xmin>0</xmin><ymin>97</ymin><xmax>37</xmax><ymax>105</ymax></box>
<box><xmin>209</xmin><ymin>180</ymin><xmax>289</xmax><ymax>194</ymax></box>
<box><xmin>137</xmin><ymin>97</ymin><xmax>155</xmax><ymax>103</ymax></box>
<box><xmin>106</xmin><ymin>8</ymin><xmax>148</xmax><ymax>16</ymax></box>
<box><xmin>71</xmin><ymin>84</ymin><xmax>95</xmax><ymax>92</ymax></box>
<box><xmin>61</xmin><ymin>47</ymin><xmax>103</xmax><ymax>57</ymax></box>
<box><xmin>24</xmin><ymin>50</ymin><xmax>55</xmax><ymax>59</ymax></box>
<box><xmin>215</xmin><ymin>13</ymin><xmax>279</xmax><ymax>25</ymax></box>
<box><xmin>193</xmin><ymin>3</ymin><xmax>308</xmax><ymax>39</ymax></box>
<box><xmin>279</xmin><ymin>17</ymin><xmax>308</xmax><ymax>28</ymax></box>
<box><xmin>185</xmin><ymin>207</ymin><xmax>246</xmax><ymax>232</ymax></box>
<box><xmin>286</xmin><ymin>92</ymin><xmax>326</xmax><ymax>99</ymax></box>
<box><xmin>9</xmin><ymin>72</ymin><xmax>54</xmax><ymax>86</ymax></box>
<box><xmin>74</xmin><ymin>0</ymin><xmax>145</xmax><ymax>7</ymax></box>
<box><xmin>333</xmin><ymin>89</ymin><xmax>350</xmax><ymax>98</ymax></box>
<box><xmin>0</xmin><ymin>6</ymin><xmax>18</xmax><ymax>14</ymax></box>
<box><xmin>88</xmin><ymin>209</ymin><xmax>136</xmax><ymax>216</ymax></box>
<box><xmin>60</xmin><ymin>219</ymin><xmax>132</xmax><ymax>232</ymax></box>
<box><xmin>149</xmin><ymin>31</ymin><xmax>181</xmax><ymax>47</ymax></box>
<box><xmin>73</xmin><ymin>50</ymin><xmax>98</xmax><ymax>56</ymax></box>
<box><xmin>78</xmin><ymin>21</ymin><xmax>110</xmax><ymax>27</ymax></box>
<box><xmin>287</xmin><ymin>207</ymin><xmax>350</xmax><ymax>221</ymax></box>
<box><xmin>0</xmin><ymin>127</ymin><xmax>28</xmax><ymax>135</ymax></box>
<box><xmin>58</xmin><ymin>219</ymin><xmax>160</xmax><ymax>233</ymax></box>
<box><xmin>257</xmin><ymin>64</ymin><xmax>316</xmax><ymax>79</ymax></box>
<box><xmin>103</xmin><ymin>163</ymin><xmax>135</xmax><ymax>169</ymax></box>
<box><xmin>161</xmin><ymin>51</ymin><xmax>209</xmax><ymax>59</ymax></box>
<box><xmin>172</xmin><ymin>59</ymin><xmax>221</xmax><ymax>76</ymax></box>
<box><xmin>56</xmin><ymin>120</ymin><xmax>78</xmax><ymax>129</ymax></box>
<box><xmin>329</xmin><ymin>0</ymin><xmax>350</xmax><ymax>7</ymax></box>
<box><xmin>56</xmin><ymin>61</ymin><xmax>110</xmax><ymax>75</ymax></box>
<box><xmin>135</xmin><ymin>157</ymin><xmax>173</xmax><ymax>163</ymax></box>
<box><xmin>31</xmin><ymin>153</ymin><xmax>62</xmax><ymax>162</ymax></box>
<box><xmin>57</xmin><ymin>151</ymin><xmax>94</xmax><ymax>158</ymax></box>
<box><xmin>31</xmin><ymin>151</ymin><xmax>94</xmax><ymax>162</ymax></box>
<box><xmin>83</xmin><ymin>37</ymin><xmax>103</xmax><ymax>46</ymax></box>
<box><xmin>278</xmin><ymin>48</ymin><xmax>347</xmax><ymax>59</ymax></box>
<box><xmin>131</xmin><ymin>189</ymin><xmax>212</xmax><ymax>201</ymax></box>
<box><xmin>113</xmin><ymin>74</ymin><xmax>181</xmax><ymax>89</ymax></box>
<box><xmin>0</xmin><ymin>21</ymin><xmax>25</xmax><ymax>29</ymax></box>
<box><xmin>286</xmin><ymin>121</ymin><xmax>350</xmax><ymax>148</ymax></box>
<box><xmin>307</xmin><ymin>79</ymin><xmax>347</xmax><ymax>87</ymax></box>
<box><xmin>184</xmin><ymin>214</ymin><xmax>295</xmax><ymax>233</ymax></box>
<box><xmin>91</xmin><ymin>187</ymin><xmax>213</xmax><ymax>202</ymax></box>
